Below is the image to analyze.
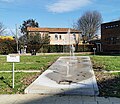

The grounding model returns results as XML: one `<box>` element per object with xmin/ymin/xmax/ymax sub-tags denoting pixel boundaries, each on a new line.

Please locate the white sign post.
<box><xmin>12</xmin><ymin>62</ymin><xmax>15</xmax><ymax>88</ymax></box>
<box><xmin>7</xmin><ymin>55</ymin><xmax>20</xmax><ymax>88</ymax></box>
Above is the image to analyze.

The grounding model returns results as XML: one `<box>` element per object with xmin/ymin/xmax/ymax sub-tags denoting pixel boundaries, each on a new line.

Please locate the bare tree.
<box><xmin>75</xmin><ymin>11</ymin><xmax>102</xmax><ymax>43</ymax></box>
<box><xmin>0</xmin><ymin>22</ymin><xmax>5</xmax><ymax>35</ymax></box>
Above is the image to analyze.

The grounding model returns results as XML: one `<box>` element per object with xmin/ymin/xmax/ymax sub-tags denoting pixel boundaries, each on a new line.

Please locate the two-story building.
<box><xmin>27</xmin><ymin>27</ymin><xmax>82</xmax><ymax>45</ymax></box>
<box><xmin>101</xmin><ymin>20</ymin><xmax>120</xmax><ymax>53</ymax></box>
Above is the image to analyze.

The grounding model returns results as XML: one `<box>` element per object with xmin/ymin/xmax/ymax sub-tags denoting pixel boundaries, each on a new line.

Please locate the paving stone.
<box><xmin>41</xmin><ymin>97</ymin><xmax>57</xmax><ymax>103</ymax></box>
<box><xmin>83</xmin><ymin>101</ymin><xmax>97</xmax><ymax>104</ymax></box>
<box><xmin>0</xmin><ymin>95</ymin><xmax>18</xmax><ymax>104</ymax></box>
<box><xmin>55</xmin><ymin>98</ymin><xmax>70</xmax><ymax>104</ymax></box>
<box><xmin>69</xmin><ymin>101</ymin><xmax>83</xmax><ymax>104</ymax></box>
<box><xmin>113</xmin><ymin>103</ymin><xmax>120</xmax><ymax>104</ymax></box>
<box><xmin>95</xmin><ymin>97</ymin><xmax>110</xmax><ymax>102</ymax></box>
<box><xmin>15</xmin><ymin>94</ymin><xmax>48</xmax><ymax>104</ymax></box>
<box><xmin>109</xmin><ymin>97</ymin><xmax>120</xmax><ymax>103</ymax></box>
<box><xmin>0</xmin><ymin>95</ymin><xmax>10</xmax><ymax>99</ymax></box>
<box><xmin>55</xmin><ymin>96</ymin><xmax>69</xmax><ymax>102</ymax></box>
<box><xmin>0</xmin><ymin>96</ymin><xmax>12</xmax><ymax>104</ymax></box>
<box><xmin>81</xmin><ymin>96</ymin><xmax>96</xmax><ymax>102</ymax></box>
<box><xmin>69</xmin><ymin>95</ymin><xmax>82</xmax><ymax>100</ymax></box>
<box><xmin>69</xmin><ymin>95</ymin><xmax>82</xmax><ymax>103</ymax></box>
<box><xmin>97</xmin><ymin>102</ymin><xmax>112</xmax><ymax>104</ymax></box>
<box><xmin>0</xmin><ymin>94</ymin><xmax>120</xmax><ymax>104</ymax></box>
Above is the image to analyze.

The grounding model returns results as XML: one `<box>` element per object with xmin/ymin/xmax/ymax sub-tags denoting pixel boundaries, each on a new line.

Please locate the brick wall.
<box><xmin>101</xmin><ymin>20</ymin><xmax>120</xmax><ymax>52</ymax></box>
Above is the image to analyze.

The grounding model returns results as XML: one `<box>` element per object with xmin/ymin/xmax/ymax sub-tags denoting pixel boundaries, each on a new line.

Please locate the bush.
<box><xmin>49</xmin><ymin>44</ymin><xmax>95</xmax><ymax>53</ymax></box>
<box><xmin>77</xmin><ymin>44</ymin><xmax>94</xmax><ymax>52</ymax></box>
<box><xmin>26</xmin><ymin>44</ymin><xmax>49</xmax><ymax>53</ymax></box>
<box><xmin>0</xmin><ymin>39</ymin><xmax>16</xmax><ymax>54</ymax></box>
<box><xmin>49</xmin><ymin>45</ymin><xmax>63</xmax><ymax>53</ymax></box>
<box><xmin>21</xmin><ymin>44</ymin><xmax>95</xmax><ymax>53</ymax></box>
<box><xmin>38</xmin><ymin>44</ymin><xmax>49</xmax><ymax>53</ymax></box>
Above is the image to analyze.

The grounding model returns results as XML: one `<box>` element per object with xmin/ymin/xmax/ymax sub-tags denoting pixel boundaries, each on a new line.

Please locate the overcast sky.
<box><xmin>0</xmin><ymin>0</ymin><xmax>120</xmax><ymax>34</ymax></box>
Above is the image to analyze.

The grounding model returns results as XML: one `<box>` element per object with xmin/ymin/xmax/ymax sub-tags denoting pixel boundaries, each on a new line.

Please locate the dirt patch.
<box><xmin>95</xmin><ymin>71</ymin><xmax>120</xmax><ymax>97</ymax></box>
<box><xmin>22</xmin><ymin>71</ymin><xmax>44</xmax><ymax>86</ymax></box>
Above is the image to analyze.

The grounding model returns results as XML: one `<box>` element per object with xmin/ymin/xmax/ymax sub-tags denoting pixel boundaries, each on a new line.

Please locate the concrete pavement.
<box><xmin>25</xmin><ymin>56</ymin><xmax>99</xmax><ymax>95</ymax></box>
<box><xmin>0</xmin><ymin>94</ymin><xmax>120</xmax><ymax>104</ymax></box>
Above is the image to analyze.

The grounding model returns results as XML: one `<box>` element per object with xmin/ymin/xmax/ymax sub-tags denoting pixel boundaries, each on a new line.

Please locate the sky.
<box><xmin>0</xmin><ymin>0</ymin><xmax>120</xmax><ymax>35</ymax></box>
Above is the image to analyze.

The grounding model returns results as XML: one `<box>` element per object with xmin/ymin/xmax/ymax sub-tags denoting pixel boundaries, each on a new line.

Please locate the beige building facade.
<box><xmin>27</xmin><ymin>27</ymin><xmax>82</xmax><ymax>45</ymax></box>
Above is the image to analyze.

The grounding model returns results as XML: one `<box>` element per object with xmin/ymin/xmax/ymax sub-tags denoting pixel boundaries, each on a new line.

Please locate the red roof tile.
<box><xmin>27</xmin><ymin>27</ymin><xmax>81</xmax><ymax>33</ymax></box>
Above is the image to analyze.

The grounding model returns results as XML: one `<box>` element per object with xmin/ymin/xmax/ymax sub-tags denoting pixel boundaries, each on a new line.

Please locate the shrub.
<box><xmin>19</xmin><ymin>44</ymin><xmax>95</xmax><ymax>53</ymax></box>
<box><xmin>77</xmin><ymin>44</ymin><xmax>94</xmax><ymax>52</ymax></box>
<box><xmin>0</xmin><ymin>39</ymin><xmax>16</xmax><ymax>54</ymax></box>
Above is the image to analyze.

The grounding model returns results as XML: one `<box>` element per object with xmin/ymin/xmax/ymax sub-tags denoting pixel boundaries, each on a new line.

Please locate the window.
<box><xmin>73</xmin><ymin>33</ymin><xmax>76</xmax><ymax>38</ymax></box>
<box><xmin>105</xmin><ymin>24</ymin><xmax>119</xmax><ymax>29</ymax></box>
<box><xmin>55</xmin><ymin>33</ymin><xmax>58</xmax><ymax>40</ymax></box>
<box><xmin>105</xmin><ymin>37</ymin><xmax>117</xmax><ymax>44</ymax></box>
<box><xmin>105</xmin><ymin>26</ymin><xmax>108</xmax><ymax>29</ymax></box>
<box><xmin>112</xmin><ymin>37</ymin><xmax>116</xmax><ymax>44</ymax></box>
<box><xmin>116</xmin><ymin>37</ymin><xmax>120</xmax><ymax>44</ymax></box>
<box><xmin>59</xmin><ymin>35</ymin><xmax>62</xmax><ymax>40</ymax></box>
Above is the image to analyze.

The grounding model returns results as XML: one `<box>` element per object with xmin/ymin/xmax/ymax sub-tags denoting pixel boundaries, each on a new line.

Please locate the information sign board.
<box><xmin>7</xmin><ymin>55</ymin><xmax>20</xmax><ymax>62</ymax></box>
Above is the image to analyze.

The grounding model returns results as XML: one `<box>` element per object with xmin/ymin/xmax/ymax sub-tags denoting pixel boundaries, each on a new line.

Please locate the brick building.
<box><xmin>101</xmin><ymin>20</ymin><xmax>120</xmax><ymax>53</ymax></box>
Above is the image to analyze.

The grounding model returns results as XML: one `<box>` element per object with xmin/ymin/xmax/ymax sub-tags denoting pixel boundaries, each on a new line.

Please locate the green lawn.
<box><xmin>0</xmin><ymin>54</ymin><xmax>120</xmax><ymax>95</ymax></box>
<box><xmin>0</xmin><ymin>55</ymin><xmax>120</xmax><ymax>71</ymax></box>
<box><xmin>0</xmin><ymin>55</ymin><xmax>59</xmax><ymax>71</ymax></box>
<box><xmin>0</xmin><ymin>72</ymin><xmax>39</xmax><ymax>94</ymax></box>
<box><xmin>91</xmin><ymin>56</ymin><xmax>120</xmax><ymax>71</ymax></box>
<box><xmin>0</xmin><ymin>55</ymin><xmax>61</xmax><ymax>94</ymax></box>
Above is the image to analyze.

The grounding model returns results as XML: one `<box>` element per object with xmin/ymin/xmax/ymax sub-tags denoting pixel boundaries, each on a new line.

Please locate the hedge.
<box><xmin>49</xmin><ymin>44</ymin><xmax>95</xmax><ymax>53</ymax></box>
<box><xmin>26</xmin><ymin>44</ymin><xmax>95</xmax><ymax>53</ymax></box>
<box><xmin>0</xmin><ymin>39</ymin><xmax>16</xmax><ymax>54</ymax></box>
<box><xmin>0</xmin><ymin>39</ymin><xmax>95</xmax><ymax>54</ymax></box>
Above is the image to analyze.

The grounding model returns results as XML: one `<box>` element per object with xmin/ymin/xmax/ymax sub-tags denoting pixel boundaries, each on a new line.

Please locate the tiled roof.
<box><xmin>27</xmin><ymin>27</ymin><xmax>81</xmax><ymax>33</ymax></box>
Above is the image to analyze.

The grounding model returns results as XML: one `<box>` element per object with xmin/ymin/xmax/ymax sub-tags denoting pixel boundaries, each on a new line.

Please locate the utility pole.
<box><xmin>68</xmin><ymin>28</ymin><xmax>71</xmax><ymax>56</ymax></box>
<box><xmin>16</xmin><ymin>24</ymin><xmax>19</xmax><ymax>53</ymax></box>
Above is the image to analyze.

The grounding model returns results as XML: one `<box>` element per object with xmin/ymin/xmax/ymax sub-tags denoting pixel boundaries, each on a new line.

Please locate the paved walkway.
<box><xmin>0</xmin><ymin>94</ymin><xmax>120</xmax><ymax>104</ymax></box>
